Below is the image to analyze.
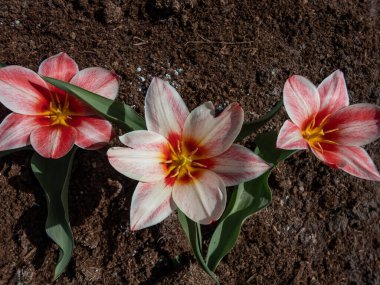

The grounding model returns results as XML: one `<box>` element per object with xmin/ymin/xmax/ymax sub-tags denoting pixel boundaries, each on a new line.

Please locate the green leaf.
<box><xmin>42</xmin><ymin>76</ymin><xmax>146</xmax><ymax>131</ymax></box>
<box><xmin>206</xmin><ymin>131</ymin><xmax>297</xmax><ymax>271</ymax></box>
<box><xmin>177</xmin><ymin>210</ymin><xmax>220</xmax><ymax>284</ymax></box>
<box><xmin>205</xmin><ymin>171</ymin><xmax>272</xmax><ymax>271</ymax></box>
<box><xmin>31</xmin><ymin>147</ymin><xmax>77</xmax><ymax>280</ymax></box>
<box><xmin>0</xmin><ymin>63</ymin><xmax>5</xmax><ymax>68</ymax></box>
<box><xmin>0</xmin><ymin>146</ymin><xmax>32</xmax><ymax>158</ymax></box>
<box><xmin>236</xmin><ymin>100</ymin><xmax>283</xmax><ymax>141</ymax></box>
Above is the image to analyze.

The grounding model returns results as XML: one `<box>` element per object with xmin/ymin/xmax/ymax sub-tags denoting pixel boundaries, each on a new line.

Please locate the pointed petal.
<box><xmin>203</xmin><ymin>144</ymin><xmax>272</xmax><ymax>187</ymax></box>
<box><xmin>130</xmin><ymin>181</ymin><xmax>175</xmax><ymax>230</ymax></box>
<box><xmin>324</xmin><ymin>104</ymin><xmax>380</xmax><ymax>146</ymax></box>
<box><xmin>311</xmin><ymin>145</ymin><xmax>380</xmax><ymax>181</ymax></box>
<box><xmin>172</xmin><ymin>170</ymin><xmax>226</xmax><ymax>224</ymax></box>
<box><xmin>283</xmin><ymin>75</ymin><xmax>320</xmax><ymax>127</ymax></box>
<box><xmin>107</xmin><ymin>147</ymin><xmax>167</xmax><ymax>183</ymax></box>
<box><xmin>70</xmin><ymin>116</ymin><xmax>113</xmax><ymax>150</ymax></box>
<box><xmin>182</xmin><ymin>102</ymin><xmax>244</xmax><ymax>159</ymax></box>
<box><xmin>38</xmin><ymin>52</ymin><xmax>79</xmax><ymax>82</ymax></box>
<box><xmin>69</xmin><ymin>67</ymin><xmax>119</xmax><ymax>100</ymax></box>
<box><xmin>0</xmin><ymin>113</ymin><xmax>45</xmax><ymax>151</ymax></box>
<box><xmin>276</xmin><ymin>120</ymin><xmax>308</xmax><ymax>150</ymax></box>
<box><xmin>145</xmin><ymin>77</ymin><xmax>189</xmax><ymax>138</ymax></box>
<box><xmin>30</xmin><ymin>125</ymin><xmax>77</xmax><ymax>159</ymax></box>
<box><xmin>317</xmin><ymin>70</ymin><xmax>349</xmax><ymax>115</ymax></box>
<box><xmin>0</xmin><ymin>66</ymin><xmax>50</xmax><ymax>114</ymax></box>
<box><xmin>119</xmin><ymin>130</ymin><xmax>169</xmax><ymax>151</ymax></box>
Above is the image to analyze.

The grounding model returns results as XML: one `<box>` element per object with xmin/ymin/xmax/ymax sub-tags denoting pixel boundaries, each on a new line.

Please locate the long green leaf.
<box><xmin>42</xmin><ymin>76</ymin><xmax>146</xmax><ymax>131</ymax></box>
<box><xmin>31</xmin><ymin>147</ymin><xmax>77</xmax><ymax>280</ymax></box>
<box><xmin>235</xmin><ymin>100</ymin><xmax>283</xmax><ymax>141</ymax></box>
<box><xmin>206</xmin><ymin>131</ymin><xmax>296</xmax><ymax>271</ymax></box>
<box><xmin>177</xmin><ymin>210</ymin><xmax>220</xmax><ymax>284</ymax></box>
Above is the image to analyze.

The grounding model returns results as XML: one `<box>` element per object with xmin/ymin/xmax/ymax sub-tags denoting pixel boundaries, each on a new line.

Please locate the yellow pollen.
<box><xmin>46</xmin><ymin>93</ymin><xmax>73</xmax><ymax>126</ymax></box>
<box><xmin>301</xmin><ymin>115</ymin><xmax>338</xmax><ymax>151</ymax></box>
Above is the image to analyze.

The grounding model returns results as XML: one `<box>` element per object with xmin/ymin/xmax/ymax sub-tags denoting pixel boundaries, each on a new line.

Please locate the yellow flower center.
<box><xmin>301</xmin><ymin>115</ymin><xmax>338</xmax><ymax>152</ymax></box>
<box><xmin>46</xmin><ymin>93</ymin><xmax>73</xmax><ymax>126</ymax></box>
<box><xmin>162</xmin><ymin>140</ymin><xmax>207</xmax><ymax>182</ymax></box>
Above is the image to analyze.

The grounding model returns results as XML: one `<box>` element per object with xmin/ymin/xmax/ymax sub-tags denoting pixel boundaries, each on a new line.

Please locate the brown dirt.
<box><xmin>0</xmin><ymin>0</ymin><xmax>379</xmax><ymax>284</ymax></box>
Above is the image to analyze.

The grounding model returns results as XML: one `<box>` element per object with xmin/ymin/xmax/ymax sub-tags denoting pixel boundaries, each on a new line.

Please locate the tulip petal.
<box><xmin>0</xmin><ymin>113</ymin><xmax>46</xmax><ymax>151</ymax></box>
<box><xmin>69</xmin><ymin>67</ymin><xmax>119</xmax><ymax>100</ymax></box>
<box><xmin>107</xmin><ymin>147</ymin><xmax>167</xmax><ymax>183</ymax></box>
<box><xmin>317</xmin><ymin>70</ymin><xmax>349</xmax><ymax>116</ymax></box>
<box><xmin>30</xmin><ymin>125</ymin><xmax>77</xmax><ymax>159</ymax></box>
<box><xmin>204</xmin><ymin>144</ymin><xmax>272</xmax><ymax>187</ymax></box>
<box><xmin>70</xmin><ymin>116</ymin><xmax>113</xmax><ymax>150</ymax></box>
<box><xmin>283</xmin><ymin>75</ymin><xmax>320</xmax><ymax>128</ymax></box>
<box><xmin>130</xmin><ymin>181</ymin><xmax>175</xmax><ymax>230</ymax></box>
<box><xmin>277</xmin><ymin>120</ymin><xmax>308</xmax><ymax>150</ymax></box>
<box><xmin>145</xmin><ymin>77</ymin><xmax>189</xmax><ymax>139</ymax></box>
<box><xmin>0</xmin><ymin>66</ymin><xmax>51</xmax><ymax>115</ymax></box>
<box><xmin>119</xmin><ymin>130</ymin><xmax>169</xmax><ymax>151</ymax></box>
<box><xmin>312</xmin><ymin>145</ymin><xmax>380</xmax><ymax>181</ymax></box>
<box><xmin>182</xmin><ymin>102</ymin><xmax>244</xmax><ymax>159</ymax></box>
<box><xmin>38</xmin><ymin>52</ymin><xmax>79</xmax><ymax>82</ymax></box>
<box><xmin>172</xmin><ymin>170</ymin><xmax>226</xmax><ymax>224</ymax></box>
<box><xmin>324</xmin><ymin>104</ymin><xmax>380</xmax><ymax>146</ymax></box>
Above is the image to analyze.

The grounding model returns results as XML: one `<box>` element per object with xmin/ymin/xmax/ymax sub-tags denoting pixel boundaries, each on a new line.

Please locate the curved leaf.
<box><xmin>42</xmin><ymin>76</ymin><xmax>146</xmax><ymax>131</ymax></box>
<box><xmin>236</xmin><ymin>100</ymin><xmax>283</xmax><ymax>141</ymax></box>
<box><xmin>178</xmin><ymin>210</ymin><xmax>220</xmax><ymax>284</ymax></box>
<box><xmin>31</xmin><ymin>147</ymin><xmax>77</xmax><ymax>280</ymax></box>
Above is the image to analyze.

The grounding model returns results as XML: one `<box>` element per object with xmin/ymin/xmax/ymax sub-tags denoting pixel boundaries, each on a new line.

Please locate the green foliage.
<box><xmin>42</xmin><ymin>76</ymin><xmax>146</xmax><ymax>131</ymax></box>
<box><xmin>31</xmin><ymin>147</ymin><xmax>77</xmax><ymax>280</ymax></box>
<box><xmin>0</xmin><ymin>146</ymin><xmax>32</xmax><ymax>158</ymax></box>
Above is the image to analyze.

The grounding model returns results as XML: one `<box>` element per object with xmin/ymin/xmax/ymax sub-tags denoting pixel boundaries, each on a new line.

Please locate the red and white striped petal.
<box><xmin>69</xmin><ymin>67</ymin><xmax>119</xmax><ymax>100</ymax></box>
<box><xmin>130</xmin><ymin>180</ymin><xmax>175</xmax><ymax>230</ymax></box>
<box><xmin>311</xmin><ymin>145</ymin><xmax>380</xmax><ymax>181</ymax></box>
<box><xmin>30</xmin><ymin>125</ymin><xmax>77</xmax><ymax>159</ymax></box>
<box><xmin>317</xmin><ymin>70</ymin><xmax>349</xmax><ymax>116</ymax></box>
<box><xmin>0</xmin><ymin>66</ymin><xmax>50</xmax><ymax>115</ymax></box>
<box><xmin>119</xmin><ymin>130</ymin><xmax>169</xmax><ymax>151</ymax></box>
<box><xmin>283</xmin><ymin>75</ymin><xmax>320</xmax><ymax>128</ymax></box>
<box><xmin>38</xmin><ymin>52</ymin><xmax>79</xmax><ymax>82</ymax></box>
<box><xmin>277</xmin><ymin>120</ymin><xmax>308</xmax><ymax>150</ymax></box>
<box><xmin>70</xmin><ymin>116</ymin><xmax>113</xmax><ymax>150</ymax></box>
<box><xmin>107</xmin><ymin>147</ymin><xmax>166</xmax><ymax>183</ymax></box>
<box><xmin>205</xmin><ymin>144</ymin><xmax>271</xmax><ymax>187</ymax></box>
<box><xmin>0</xmin><ymin>113</ymin><xmax>46</xmax><ymax>151</ymax></box>
<box><xmin>182</xmin><ymin>102</ymin><xmax>243</xmax><ymax>159</ymax></box>
<box><xmin>172</xmin><ymin>170</ymin><xmax>226</xmax><ymax>224</ymax></box>
<box><xmin>145</xmin><ymin>77</ymin><xmax>189</xmax><ymax>138</ymax></box>
<box><xmin>324</xmin><ymin>104</ymin><xmax>380</xmax><ymax>146</ymax></box>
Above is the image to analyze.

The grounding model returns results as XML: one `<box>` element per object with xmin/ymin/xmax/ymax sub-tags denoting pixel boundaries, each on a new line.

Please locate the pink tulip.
<box><xmin>277</xmin><ymin>70</ymin><xmax>380</xmax><ymax>181</ymax></box>
<box><xmin>107</xmin><ymin>78</ymin><xmax>271</xmax><ymax>230</ymax></box>
<box><xmin>0</xmin><ymin>52</ymin><xmax>119</xmax><ymax>159</ymax></box>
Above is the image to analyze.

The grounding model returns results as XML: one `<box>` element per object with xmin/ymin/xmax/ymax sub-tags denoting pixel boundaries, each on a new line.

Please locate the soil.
<box><xmin>0</xmin><ymin>0</ymin><xmax>379</xmax><ymax>284</ymax></box>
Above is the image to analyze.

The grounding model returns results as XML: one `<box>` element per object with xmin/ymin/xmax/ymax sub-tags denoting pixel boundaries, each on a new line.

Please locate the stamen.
<box><xmin>320</xmin><ymin>114</ymin><xmax>332</xmax><ymax>126</ymax></box>
<box><xmin>186</xmin><ymin>168</ymin><xmax>194</xmax><ymax>179</ymax></box>
<box><xmin>314</xmin><ymin>142</ymin><xmax>324</xmax><ymax>153</ymax></box>
<box><xmin>189</xmin><ymin>148</ymin><xmax>199</xmax><ymax>157</ymax></box>
<box><xmin>324</xmin><ymin>128</ymin><xmax>339</xmax><ymax>134</ymax></box>
<box><xmin>177</xmin><ymin>140</ymin><xmax>182</xmax><ymax>152</ymax></box>
<box><xmin>171</xmin><ymin>168</ymin><xmax>180</xmax><ymax>178</ymax></box>
<box><xmin>192</xmin><ymin>162</ymin><xmax>207</xmax><ymax>168</ymax></box>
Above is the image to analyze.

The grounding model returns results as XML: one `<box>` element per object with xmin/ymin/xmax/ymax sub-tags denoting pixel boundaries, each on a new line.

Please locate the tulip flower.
<box><xmin>107</xmin><ymin>78</ymin><xmax>271</xmax><ymax>230</ymax></box>
<box><xmin>277</xmin><ymin>70</ymin><xmax>380</xmax><ymax>181</ymax></box>
<box><xmin>0</xmin><ymin>52</ymin><xmax>119</xmax><ymax>158</ymax></box>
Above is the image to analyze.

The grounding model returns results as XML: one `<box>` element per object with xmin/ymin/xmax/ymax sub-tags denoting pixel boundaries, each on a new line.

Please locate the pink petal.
<box><xmin>107</xmin><ymin>147</ymin><xmax>167</xmax><ymax>183</ymax></box>
<box><xmin>130</xmin><ymin>180</ymin><xmax>175</xmax><ymax>231</ymax></box>
<box><xmin>0</xmin><ymin>113</ymin><xmax>46</xmax><ymax>151</ymax></box>
<box><xmin>30</xmin><ymin>125</ymin><xmax>77</xmax><ymax>159</ymax></box>
<box><xmin>145</xmin><ymin>77</ymin><xmax>189</xmax><ymax>139</ymax></box>
<box><xmin>203</xmin><ymin>144</ymin><xmax>271</xmax><ymax>187</ymax></box>
<box><xmin>119</xmin><ymin>130</ymin><xmax>169</xmax><ymax>151</ymax></box>
<box><xmin>182</xmin><ymin>102</ymin><xmax>244</xmax><ymax>159</ymax></box>
<box><xmin>172</xmin><ymin>170</ymin><xmax>226</xmax><ymax>224</ymax></box>
<box><xmin>324</xmin><ymin>103</ymin><xmax>380</xmax><ymax>146</ymax></box>
<box><xmin>276</xmin><ymin>120</ymin><xmax>308</xmax><ymax>150</ymax></box>
<box><xmin>317</xmin><ymin>70</ymin><xmax>349</xmax><ymax>116</ymax></box>
<box><xmin>70</xmin><ymin>116</ymin><xmax>113</xmax><ymax>150</ymax></box>
<box><xmin>69</xmin><ymin>67</ymin><xmax>119</xmax><ymax>100</ymax></box>
<box><xmin>311</xmin><ymin>145</ymin><xmax>380</xmax><ymax>181</ymax></box>
<box><xmin>38</xmin><ymin>52</ymin><xmax>79</xmax><ymax>82</ymax></box>
<box><xmin>0</xmin><ymin>66</ymin><xmax>51</xmax><ymax>115</ymax></box>
<box><xmin>283</xmin><ymin>75</ymin><xmax>320</xmax><ymax>128</ymax></box>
